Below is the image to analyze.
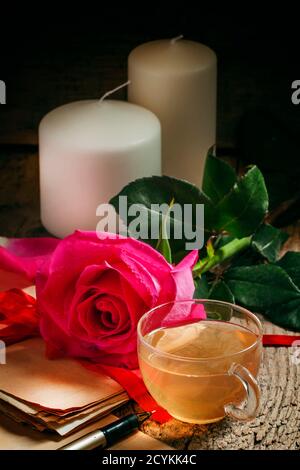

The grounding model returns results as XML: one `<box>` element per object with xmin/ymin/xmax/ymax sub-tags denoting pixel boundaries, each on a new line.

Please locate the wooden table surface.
<box><xmin>0</xmin><ymin>148</ymin><xmax>299</xmax><ymax>450</ymax></box>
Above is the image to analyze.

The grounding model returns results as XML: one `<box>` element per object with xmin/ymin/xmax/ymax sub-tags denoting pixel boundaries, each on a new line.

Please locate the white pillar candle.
<box><xmin>128</xmin><ymin>38</ymin><xmax>217</xmax><ymax>187</ymax></box>
<box><xmin>39</xmin><ymin>98</ymin><xmax>161</xmax><ymax>238</ymax></box>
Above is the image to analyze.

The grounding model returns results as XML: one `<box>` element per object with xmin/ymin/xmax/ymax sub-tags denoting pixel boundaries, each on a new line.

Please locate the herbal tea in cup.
<box><xmin>137</xmin><ymin>300</ymin><xmax>262</xmax><ymax>424</ymax></box>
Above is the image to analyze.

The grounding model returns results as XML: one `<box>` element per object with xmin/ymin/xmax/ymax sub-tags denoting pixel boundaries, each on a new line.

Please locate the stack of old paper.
<box><xmin>0</xmin><ymin>412</ymin><xmax>174</xmax><ymax>450</ymax></box>
<box><xmin>0</xmin><ymin>337</ymin><xmax>128</xmax><ymax>436</ymax></box>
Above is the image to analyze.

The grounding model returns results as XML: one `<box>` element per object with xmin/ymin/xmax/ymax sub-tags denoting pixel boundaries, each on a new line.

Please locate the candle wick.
<box><xmin>99</xmin><ymin>80</ymin><xmax>131</xmax><ymax>103</ymax></box>
<box><xmin>171</xmin><ymin>34</ymin><xmax>184</xmax><ymax>44</ymax></box>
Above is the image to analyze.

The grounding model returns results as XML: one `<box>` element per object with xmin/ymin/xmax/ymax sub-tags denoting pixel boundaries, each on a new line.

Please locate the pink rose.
<box><xmin>37</xmin><ymin>231</ymin><xmax>199</xmax><ymax>369</ymax></box>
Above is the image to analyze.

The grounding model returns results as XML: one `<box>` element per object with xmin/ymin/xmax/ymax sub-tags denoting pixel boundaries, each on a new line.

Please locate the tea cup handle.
<box><xmin>224</xmin><ymin>363</ymin><xmax>260</xmax><ymax>421</ymax></box>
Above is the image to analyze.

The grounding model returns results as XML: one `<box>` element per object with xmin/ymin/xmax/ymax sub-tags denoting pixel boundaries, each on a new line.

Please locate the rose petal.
<box><xmin>0</xmin><ymin>237</ymin><xmax>59</xmax><ymax>291</ymax></box>
<box><xmin>172</xmin><ymin>250</ymin><xmax>198</xmax><ymax>301</ymax></box>
<box><xmin>0</xmin><ymin>289</ymin><xmax>39</xmax><ymax>344</ymax></box>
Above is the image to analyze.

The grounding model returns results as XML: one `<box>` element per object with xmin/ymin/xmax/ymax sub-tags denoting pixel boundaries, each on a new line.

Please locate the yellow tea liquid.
<box><xmin>139</xmin><ymin>320</ymin><xmax>261</xmax><ymax>423</ymax></box>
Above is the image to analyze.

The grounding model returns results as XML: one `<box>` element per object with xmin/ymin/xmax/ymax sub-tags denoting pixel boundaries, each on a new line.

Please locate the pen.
<box><xmin>60</xmin><ymin>411</ymin><xmax>152</xmax><ymax>450</ymax></box>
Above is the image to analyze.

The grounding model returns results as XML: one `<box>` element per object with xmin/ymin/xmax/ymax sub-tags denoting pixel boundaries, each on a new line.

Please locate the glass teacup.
<box><xmin>137</xmin><ymin>300</ymin><xmax>262</xmax><ymax>424</ymax></box>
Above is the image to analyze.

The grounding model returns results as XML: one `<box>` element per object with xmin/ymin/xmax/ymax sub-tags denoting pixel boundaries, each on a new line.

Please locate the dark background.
<box><xmin>0</xmin><ymin>7</ymin><xmax>299</xmax><ymax>236</ymax></box>
<box><xmin>0</xmin><ymin>7</ymin><xmax>299</xmax><ymax>147</ymax></box>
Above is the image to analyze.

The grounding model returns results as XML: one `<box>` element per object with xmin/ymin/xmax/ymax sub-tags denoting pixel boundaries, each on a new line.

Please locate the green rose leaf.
<box><xmin>225</xmin><ymin>264</ymin><xmax>300</xmax><ymax>311</ymax></box>
<box><xmin>252</xmin><ymin>223</ymin><xmax>288</xmax><ymax>262</ymax></box>
<box><xmin>265</xmin><ymin>298</ymin><xmax>300</xmax><ymax>331</ymax></box>
<box><xmin>203</xmin><ymin>152</ymin><xmax>237</xmax><ymax>204</ymax></box>
<box><xmin>209</xmin><ymin>280</ymin><xmax>235</xmax><ymax>303</ymax></box>
<box><xmin>108</xmin><ymin>151</ymin><xmax>300</xmax><ymax>331</ymax></box>
<box><xmin>110</xmin><ymin>175</ymin><xmax>212</xmax><ymax>255</ymax></box>
<box><xmin>276</xmin><ymin>252</ymin><xmax>300</xmax><ymax>289</ymax></box>
<box><xmin>230</xmin><ymin>248</ymin><xmax>261</xmax><ymax>268</ymax></box>
<box><xmin>193</xmin><ymin>276</ymin><xmax>210</xmax><ymax>299</ymax></box>
<box><xmin>206</xmin><ymin>166</ymin><xmax>269</xmax><ymax>238</ymax></box>
<box><xmin>156</xmin><ymin>236</ymin><xmax>172</xmax><ymax>263</ymax></box>
<box><xmin>156</xmin><ymin>198</ymin><xmax>174</xmax><ymax>263</ymax></box>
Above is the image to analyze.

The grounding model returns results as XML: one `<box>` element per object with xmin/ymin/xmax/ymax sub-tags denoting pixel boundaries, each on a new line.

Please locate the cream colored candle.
<box><xmin>128</xmin><ymin>38</ymin><xmax>217</xmax><ymax>187</ymax></box>
<box><xmin>39</xmin><ymin>99</ymin><xmax>161</xmax><ymax>238</ymax></box>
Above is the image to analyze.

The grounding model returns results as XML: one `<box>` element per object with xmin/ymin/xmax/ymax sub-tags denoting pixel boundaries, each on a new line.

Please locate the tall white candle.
<box><xmin>128</xmin><ymin>38</ymin><xmax>217</xmax><ymax>187</ymax></box>
<box><xmin>39</xmin><ymin>99</ymin><xmax>161</xmax><ymax>238</ymax></box>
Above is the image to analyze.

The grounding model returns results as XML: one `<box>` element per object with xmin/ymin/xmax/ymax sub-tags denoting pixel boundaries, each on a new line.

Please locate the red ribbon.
<box><xmin>81</xmin><ymin>361</ymin><xmax>171</xmax><ymax>423</ymax></box>
<box><xmin>263</xmin><ymin>334</ymin><xmax>300</xmax><ymax>346</ymax></box>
